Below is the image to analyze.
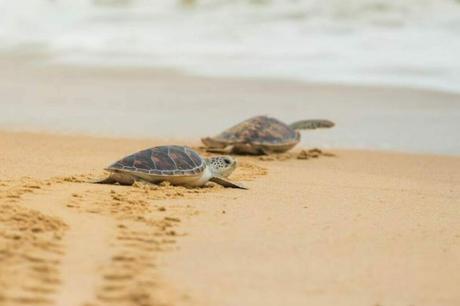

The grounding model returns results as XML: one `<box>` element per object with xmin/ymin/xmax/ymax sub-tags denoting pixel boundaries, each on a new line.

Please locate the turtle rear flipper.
<box><xmin>201</xmin><ymin>137</ymin><xmax>227</xmax><ymax>148</ymax></box>
<box><xmin>204</xmin><ymin>146</ymin><xmax>234</xmax><ymax>154</ymax></box>
<box><xmin>201</xmin><ymin>137</ymin><xmax>236</xmax><ymax>153</ymax></box>
<box><xmin>289</xmin><ymin>119</ymin><xmax>335</xmax><ymax>130</ymax></box>
<box><xmin>210</xmin><ymin>176</ymin><xmax>247</xmax><ymax>189</ymax></box>
<box><xmin>89</xmin><ymin>173</ymin><xmax>135</xmax><ymax>185</ymax></box>
<box><xmin>90</xmin><ymin>175</ymin><xmax>117</xmax><ymax>184</ymax></box>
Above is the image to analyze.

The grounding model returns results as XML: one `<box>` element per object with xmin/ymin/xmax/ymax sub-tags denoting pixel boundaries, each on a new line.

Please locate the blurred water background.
<box><xmin>0</xmin><ymin>0</ymin><xmax>459</xmax><ymax>155</ymax></box>
<box><xmin>1</xmin><ymin>0</ymin><xmax>460</xmax><ymax>93</ymax></box>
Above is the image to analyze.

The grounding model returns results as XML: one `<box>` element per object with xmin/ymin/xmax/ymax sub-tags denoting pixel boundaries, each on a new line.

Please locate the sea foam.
<box><xmin>0</xmin><ymin>0</ymin><xmax>459</xmax><ymax>92</ymax></box>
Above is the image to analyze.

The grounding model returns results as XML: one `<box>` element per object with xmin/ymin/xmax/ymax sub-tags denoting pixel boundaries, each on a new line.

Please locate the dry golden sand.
<box><xmin>1</xmin><ymin>130</ymin><xmax>460</xmax><ymax>306</ymax></box>
<box><xmin>0</xmin><ymin>131</ymin><xmax>266</xmax><ymax>306</ymax></box>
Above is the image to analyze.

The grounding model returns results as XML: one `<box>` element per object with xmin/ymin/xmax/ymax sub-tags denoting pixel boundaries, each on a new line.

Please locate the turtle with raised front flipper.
<box><xmin>202</xmin><ymin>116</ymin><xmax>334</xmax><ymax>155</ymax></box>
<box><xmin>93</xmin><ymin>145</ymin><xmax>246</xmax><ymax>189</ymax></box>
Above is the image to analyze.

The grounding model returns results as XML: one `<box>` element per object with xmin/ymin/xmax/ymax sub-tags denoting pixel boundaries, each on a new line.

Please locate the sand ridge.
<box><xmin>0</xmin><ymin>179</ymin><xmax>67</xmax><ymax>305</ymax></box>
<box><xmin>0</xmin><ymin>177</ymin><xmax>249</xmax><ymax>306</ymax></box>
<box><xmin>18</xmin><ymin>184</ymin><xmax>115</xmax><ymax>306</ymax></box>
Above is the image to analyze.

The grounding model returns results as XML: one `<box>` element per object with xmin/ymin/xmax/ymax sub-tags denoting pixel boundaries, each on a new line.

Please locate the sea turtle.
<box><xmin>202</xmin><ymin>116</ymin><xmax>335</xmax><ymax>155</ymax></box>
<box><xmin>93</xmin><ymin>145</ymin><xmax>246</xmax><ymax>189</ymax></box>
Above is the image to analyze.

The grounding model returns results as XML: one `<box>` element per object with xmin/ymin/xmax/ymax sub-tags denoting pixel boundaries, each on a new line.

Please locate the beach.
<box><xmin>1</xmin><ymin>1</ymin><xmax>460</xmax><ymax>305</ymax></box>
<box><xmin>0</xmin><ymin>57</ymin><xmax>459</xmax><ymax>305</ymax></box>
<box><xmin>1</xmin><ymin>55</ymin><xmax>460</xmax><ymax>155</ymax></box>
<box><xmin>1</xmin><ymin>129</ymin><xmax>459</xmax><ymax>306</ymax></box>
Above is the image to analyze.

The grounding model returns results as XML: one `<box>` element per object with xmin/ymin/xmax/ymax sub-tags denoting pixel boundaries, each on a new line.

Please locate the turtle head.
<box><xmin>206</xmin><ymin>156</ymin><xmax>237</xmax><ymax>178</ymax></box>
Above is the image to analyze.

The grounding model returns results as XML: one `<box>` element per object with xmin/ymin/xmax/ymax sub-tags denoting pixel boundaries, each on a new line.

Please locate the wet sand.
<box><xmin>1</xmin><ymin>130</ymin><xmax>459</xmax><ymax>306</ymax></box>
<box><xmin>1</xmin><ymin>54</ymin><xmax>460</xmax><ymax>154</ymax></box>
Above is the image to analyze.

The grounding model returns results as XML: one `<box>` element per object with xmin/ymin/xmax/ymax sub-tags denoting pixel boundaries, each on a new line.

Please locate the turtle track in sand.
<box><xmin>0</xmin><ymin>177</ymin><xmax>192</xmax><ymax>306</ymax></box>
<box><xmin>0</xmin><ymin>178</ymin><xmax>67</xmax><ymax>306</ymax></box>
<box><xmin>67</xmin><ymin>183</ymin><xmax>197</xmax><ymax>306</ymax></box>
<box><xmin>18</xmin><ymin>184</ymin><xmax>115</xmax><ymax>306</ymax></box>
<box><xmin>0</xmin><ymin>158</ymin><xmax>267</xmax><ymax>306</ymax></box>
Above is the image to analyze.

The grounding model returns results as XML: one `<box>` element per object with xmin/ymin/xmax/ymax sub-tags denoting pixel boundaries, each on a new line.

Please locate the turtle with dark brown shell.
<box><xmin>202</xmin><ymin>116</ymin><xmax>335</xmax><ymax>155</ymax></box>
<box><xmin>93</xmin><ymin>145</ymin><xmax>246</xmax><ymax>189</ymax></box>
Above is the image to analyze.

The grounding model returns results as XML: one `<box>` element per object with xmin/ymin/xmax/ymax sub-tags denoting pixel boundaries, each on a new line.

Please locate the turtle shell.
<box><xmin>215</xmin><ymin>116</ymin><xmax>299</xmax><ymax>145</ymax></box>
<box><xmin>107</xmin><ymin>145</ymin><xmax>205</xmax><ymax>176</ymax></box>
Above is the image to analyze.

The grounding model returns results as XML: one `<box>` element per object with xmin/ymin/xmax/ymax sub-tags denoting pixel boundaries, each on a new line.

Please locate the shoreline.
<box><xmin>1</xmin><ymin>128</ymin><xmax>459</xmax><ymax>160</ymax></box>
<box><xmin>2</xmin><ymin>39</ymin><xmax>460</xmax><ymax>96</ymax></box>
<box><xmin>1</xmin><ymin>2</ymin><xmax>460</xmax><ymax>305</ymax></box>
<box><xmin>1</xmin><ymin>55</ymin><xmax>460</xmax><ymax>155</ymax></box>
<box><xmin>4</xmin><ymin>51</ymin><xmax>460</xmax><ymax>96</ymax></box>
<box><xmin>1</xmin><ymin>130</ymin><xmax>459</xmax><ymax>306</ymax></box>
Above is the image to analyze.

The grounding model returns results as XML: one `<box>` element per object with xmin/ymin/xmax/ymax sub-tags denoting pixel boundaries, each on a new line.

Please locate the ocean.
<box><xmin>0</xmin><ymin>0</ymin><xmax>459</xmax><ymax>155</ymax></box>
<box><xmin>1</xmin><ymin>0</ymin><xmax>460</xmax><ymax>93</ymax></box>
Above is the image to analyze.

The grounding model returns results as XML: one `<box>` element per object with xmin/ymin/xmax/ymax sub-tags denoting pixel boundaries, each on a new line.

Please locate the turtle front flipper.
<box><xmin>90</xmin><ymin>173</ymin><xmax>135</xmax><ymax>185</ymax></box>
<box><xmin>289</xmin><ymin>119</ymin><xmax>335</xmax><ymax>130</ymax></box>
<box><xmin>209</xmin><ymin>176</ymin><xmax>247</xmax><ymax>189</ymax></box>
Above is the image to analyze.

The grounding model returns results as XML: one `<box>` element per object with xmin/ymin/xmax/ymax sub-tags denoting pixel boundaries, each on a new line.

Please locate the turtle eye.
<box><xmin>224</xmin><ymin>159</ymin><xmax>231</xmax><ymax>165</ymax></box>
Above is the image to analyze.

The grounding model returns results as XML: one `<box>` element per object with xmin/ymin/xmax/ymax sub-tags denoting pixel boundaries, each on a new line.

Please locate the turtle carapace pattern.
<box><xmin>93</xmin><ymin>145</ymin><xmax>246</xmax><ymax>189</ymax></box>
<box><xmin>109</xmin><ymin>146</ymin><xmax>205</xmax><ymax>176</ymax></box>
<box><xmin>202</xmin><ymin>116</ymin><xmax>334</xmax><ymax>155</ymax></box>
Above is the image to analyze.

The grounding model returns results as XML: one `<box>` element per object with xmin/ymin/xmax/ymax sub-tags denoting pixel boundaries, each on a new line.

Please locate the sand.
<box><xmin>1</xmin><ymin>54</ymin><xmax>460</xmax><ymax>155</ymax></box>
<box><xmin>1</xmin><ymin>54</ymin><xmax>459</xmax><ymax>306</ymax></box>
<box><xmin>1</xmin><ymin>130</ymin><xmax>459</xmax><ymax>306</ymax></box>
